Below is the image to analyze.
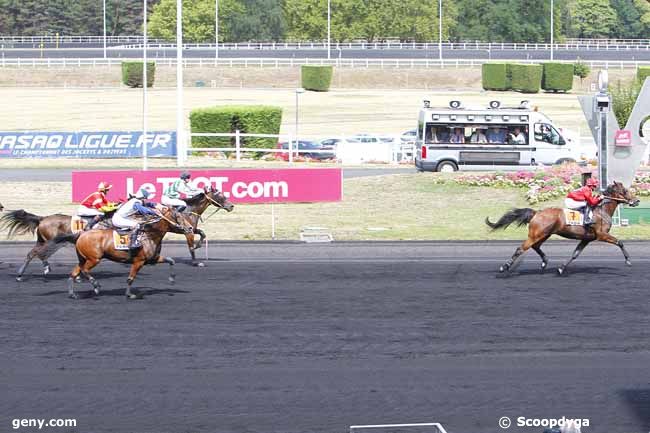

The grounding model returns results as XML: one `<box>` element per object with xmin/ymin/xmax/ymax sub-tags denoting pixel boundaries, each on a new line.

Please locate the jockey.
<box><xmin>78</xmin><ymin>182</ymin><xmax>116</xmax><ymax>230</ymax></box>
<box><xmin>161</xmin><ymin>171</ymin><xmax>201</xmax><ymax>212</ymax></box>
<box><xmin>111</xmin><ymin>188</ymin><xmax>159</xmax><ymax>252</ymax></box>
<box><xmin>565</xmin><ymin>178</ymin><xmax>602</xmax><ymax>225</ymax></box>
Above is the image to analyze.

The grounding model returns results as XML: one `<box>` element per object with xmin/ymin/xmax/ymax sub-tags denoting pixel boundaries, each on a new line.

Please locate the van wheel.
<box><xmin>436</xmin><ymin>161</ymin><xmax>458</xmax><ymax>173</ymax></box>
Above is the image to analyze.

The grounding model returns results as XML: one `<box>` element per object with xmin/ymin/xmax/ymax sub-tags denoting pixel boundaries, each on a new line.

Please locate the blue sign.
<box><xmin>0</xmin><ymin>131</ymin><xmax>177</xmax><ymax>158</ymax></box>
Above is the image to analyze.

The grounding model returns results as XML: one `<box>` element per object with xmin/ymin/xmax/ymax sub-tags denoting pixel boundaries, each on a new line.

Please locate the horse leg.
<box><xmin>157</xmin><ymin>256</ymin><xmax>176</xmax><ymax>284</ymax></box>
<box><xmin>80</xmin><ymin>258</ymin><xmax>102</xmax><ymax>296</ymax></box>
<box><xmin>500</xmin><ymin>238</ymin><xmax>535</xmax><ymax>273</ymax></box>
<box><xmin>67</xmin><ymin>265</ymin><xmax>83</xmax><ymax>300</ymax></box>
<box><xmin>558</xmin><ymin>240</ymin><xmax>590</xmax><ymax>275</ymax></box>
<box><xmin>532</xmin><ymin>236</ymin><xmax>551</xmax><ymax>272</ymax></box>
<box><xmin>125</xmin><ymin>260</ymin><xmax>145</xmax><ymax>300</ymax></box>
<box><xmin>16</xmin><ymin>246</ymin><xmax>39</xmax><ymax>282</ymax></box>
<box><xmin>596</xmin><ymin>233</ymin><xmax>631</xmax><ymax>266</ymax></box>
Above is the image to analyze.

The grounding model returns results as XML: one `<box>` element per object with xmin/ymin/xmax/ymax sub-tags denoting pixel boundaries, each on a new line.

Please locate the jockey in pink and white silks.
<box><xmin>161</xmin><ymin>171</ymin><xmax>201</xmax><ymax>212</ymax></box>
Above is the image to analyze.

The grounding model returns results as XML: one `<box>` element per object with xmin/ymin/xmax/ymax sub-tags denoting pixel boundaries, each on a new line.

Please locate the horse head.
<box><xmin>606</xmin><ymin>181</ymin><xmax>639</xmax><ymax>207</ymax></box>
<box><xmin>205</xmin><ymin>186</ymin><xmax>234</xmax><ymax>212</ymax></box>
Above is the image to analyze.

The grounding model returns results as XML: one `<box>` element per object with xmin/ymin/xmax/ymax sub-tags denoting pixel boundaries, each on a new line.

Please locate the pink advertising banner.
<box><xmin>72</xmin><ymin>168</ymin><xmax>342</xmax><ymax>204</ymax></box>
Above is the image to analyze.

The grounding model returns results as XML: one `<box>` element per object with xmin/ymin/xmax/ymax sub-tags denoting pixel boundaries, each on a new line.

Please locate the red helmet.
<box><xmin>586</xmin><ymin>178</ymin><xmax>598</xmax><ymax>187</ymax></box>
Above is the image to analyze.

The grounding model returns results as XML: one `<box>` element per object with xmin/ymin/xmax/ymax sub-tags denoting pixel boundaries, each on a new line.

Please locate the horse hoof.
<box><xmin>69</xmin><ymin>293</ymin><xmax>79</xmax><ymax>300</ymax></box>
<box><xmin>93</xmin><ymin>288</ymin><xmax>100</xmax><ymax>296</ymax></box>
<box><xmin>43</xmin><ymin>266</ymin><xmax>51</xmax><ymax>275</ymax></box>
<box><xmin>15</xmin><ymin>276</ymin><xmax>23</xmax><ymax>282</ymax></box>
<box><xmin>196</xmin><ymin>262</ymin><xmax>205</xmax><ymax>268</ymax></box>
<box><xmin>499</xmin><ymin>266</ymin><xmax>506</xmax><ymax>273</ymax></box>
<box><xmin>625</xmin><ymin>260</ymin><xmax>632</xmax><ymax>267</ymax></box>
<box><xmin>126</xmin><ymin>293</ymin><xmax>138</xmax><ymax>300</ymax></box>
<box><xmin>75</xmin><ymin>276</ymin><xmax>82</xmax><ymax>283</ymax></box>
<box><xmin>557</xmin><ymin>267</ymin><xmax>564</xmax><ymax>275</ymax></box>
<box><xmin>168</xmin><ymin>277</ymin><xmax>176</xmax><ymax>285</ymax></box>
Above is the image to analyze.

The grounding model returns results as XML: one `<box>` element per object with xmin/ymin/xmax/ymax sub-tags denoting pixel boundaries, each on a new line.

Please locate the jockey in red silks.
<box><xmin>565</xmin><ymin>178</ymin><xmax>602</xmax><ymax>225</ymax></box>
<box><xmin>77</xmin><ymin>182</ymin><xmax>116</xmax><ymax>230</ymax></box>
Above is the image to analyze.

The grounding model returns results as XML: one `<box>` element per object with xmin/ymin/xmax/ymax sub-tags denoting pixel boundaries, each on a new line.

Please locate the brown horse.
<box><xmin>53</xmin><ymin>206</ymin><xmax>193</xmax><ymax>299</ymax></box>
<box><xmin>180</xmin><ymin>186</ymin><xmax>234</xmax><ymax>266</ymax></box>
<box><xmin>486</xmin><ymin>181</ymin><xmax>639</xmax><ymax>275</ymax></box>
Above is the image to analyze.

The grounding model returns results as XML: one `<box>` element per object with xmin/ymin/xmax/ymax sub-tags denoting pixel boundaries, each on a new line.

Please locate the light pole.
<box><xmin>438</xmin><ymin>0</ymin><xmax>443</xmax><ymax>62</ymax></box>
<box><xmin>176</xmin><ymin>0</ymin><xmax>185</xmax><ymax>166</ymax></box>
<box><xmin>143</xmin><ymin>0</ymin><xmax>148</xmax><ymax>170</ymax></box>
<box><xmin>327</xmin><ymin>0</ymin><xmax>331</xmax><ymax>60</ymax></box>
<box><xmin>294</xmin><ymin>88</ymin><xmax>305</xmax><ymax>161</ymax></box>
<box><xmin>550</xmin><ymin>0</ymin><xmax>554</xmax><ymax>60</ymax></box>
<box><xmin>215</xmin><ymin>0</ymin><xmax>219</xmax><ymax>60</ymax></box>
<box><xmin>103</xmin><ymin>0</ymin><xmax>107</xmax><ymax>59</ymax></box>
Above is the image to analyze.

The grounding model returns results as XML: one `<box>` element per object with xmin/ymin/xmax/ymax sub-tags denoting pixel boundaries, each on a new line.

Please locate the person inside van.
<box><xmin>486</xmin><ymin>127</ymin><xmax>506</xmax><ymax>143</ymax></box>
<box><xmin>470</xmin><ymin>127</ymin><xmax>488</xmax><ymax>143</ymax></box>
<box><xmin>426</xmin><ymin>126</ymin><xmax>437</xmax><ymax>143</ymax></box>
<box><xmin>509</xmin><ymin>127</ymin><xmax>527</xmax><ymax>144</ymax></box>
<box><xmin>450</xmin><ymin>128</ymin><xmax>465</xmax><ymax>143</ymax></box>
<box><xmin>437</xmin><ymin>127</ymin><xmax>450</xmax><ymax>143</ymax></box>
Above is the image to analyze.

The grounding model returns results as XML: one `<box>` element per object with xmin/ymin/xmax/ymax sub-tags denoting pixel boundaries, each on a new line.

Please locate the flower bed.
<box><xmin>434</xmin><ymin>164</ymin><xmax>650</xmax><ymax>204</ymax></box>
<box><xmin>432</xmin><ymin>164</ymin><xmax>586</xmax><ymax>204</ymax></box>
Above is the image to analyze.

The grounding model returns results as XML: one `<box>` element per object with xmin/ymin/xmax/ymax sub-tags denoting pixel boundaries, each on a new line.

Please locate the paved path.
<box><xmin>1</xmin><ymin>242</ymin><xmax>649</xmax><ymax>433</ymax></box>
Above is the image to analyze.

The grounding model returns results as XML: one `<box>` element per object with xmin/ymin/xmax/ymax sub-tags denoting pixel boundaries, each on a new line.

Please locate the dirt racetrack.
<box><xmin>1</xmin><ymin>241</ymin><xmax>649</xmax><ymax>433</ymax></box>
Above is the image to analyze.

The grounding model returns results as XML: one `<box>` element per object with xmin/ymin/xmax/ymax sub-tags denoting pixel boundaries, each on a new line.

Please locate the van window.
<box><xmin>534</xmin><ymin>123</ymin><xmax>564</xmax><ymax>145</ymax></box>
<box><xmin>425</xmin><ymin>125</ymin><xmax>451</xmax><ymax>143</ymax></box>
<box><xmin>417</xmin><ymin>120</ymin><xmax>424</xmax><ymax>140</ymax></box>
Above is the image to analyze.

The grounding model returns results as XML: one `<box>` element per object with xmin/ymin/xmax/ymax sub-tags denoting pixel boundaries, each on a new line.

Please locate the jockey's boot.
<box><xmin>583</xmin><ymin>207</ymin><xmax>593</xmax><ymax>225</ymax></box>
<box><xmin>128</xmin><ymin>226</ymin><xmax>142</xmax><ymax>258</ymax></box>
<box><xmin>84</xmin><ymin>215</ymin><xmax>101</xmax><ymax>231</ymax></box>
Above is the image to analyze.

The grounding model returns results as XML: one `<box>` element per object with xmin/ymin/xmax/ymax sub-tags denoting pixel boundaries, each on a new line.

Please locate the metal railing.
<box><xmin>116</xmin><ymin>41</ymin><xmax>650</xmax><ymax>51</ymax></box>
<box><xmin>188</xmin><ymin>131</ymin><xmax>413</xmax><ymax>164</ymax></box>
<box><xmin>0</xmin><ymin>36</ymin><xmax>648</xmax><ymax>50</ymax></box>
<box><xmin>1</xmin><ymin>57</ymin><xmax>649</xmax><ymax>70</ymax></box>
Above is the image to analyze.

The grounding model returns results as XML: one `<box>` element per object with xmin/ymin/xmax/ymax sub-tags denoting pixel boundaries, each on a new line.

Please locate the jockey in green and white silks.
<box><xmin>161</xmin><ymin>171</ymin><xmax>201</xmax><ymax>211</ymax></box>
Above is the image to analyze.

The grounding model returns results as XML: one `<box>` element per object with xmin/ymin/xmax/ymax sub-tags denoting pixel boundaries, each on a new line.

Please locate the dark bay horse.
<box><xmin>486</xmin><ymin>182</ymin><xmax>639</xmax><ymax>275</ymax></box>
<box><xmin>181</xmin><ymin>186</ymin><xmax>234</xmax><ymax>266</ymax></box>
<box><xmin>53</xmin><ymin>207</ymin><xmax>193</xmax><ymax>299</ymax></box>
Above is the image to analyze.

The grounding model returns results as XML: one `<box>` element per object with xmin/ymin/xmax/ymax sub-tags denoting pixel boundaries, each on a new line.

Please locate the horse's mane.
<box><xmin>184</xmin><ymin>192</ymin><xmax>206</xmax><ymax>205</ymax></box>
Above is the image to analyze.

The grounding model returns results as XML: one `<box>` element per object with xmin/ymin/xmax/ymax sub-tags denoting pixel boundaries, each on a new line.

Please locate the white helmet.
<box><xmin>97</xmin><ymin>181</ymin><xmax>112</xmax><ymax>192</ymax></box>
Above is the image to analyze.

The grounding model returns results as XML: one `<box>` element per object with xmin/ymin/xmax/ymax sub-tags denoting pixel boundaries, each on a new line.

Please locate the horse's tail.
<box><xmin>0</xmin><ymin>209</ymin><xmax>44</xmax><ymax>238</ymax></box>
<box><xmin>485</xmin><ymin>208</ymin><xmax>536</xmax><ymax>231</ymax></box>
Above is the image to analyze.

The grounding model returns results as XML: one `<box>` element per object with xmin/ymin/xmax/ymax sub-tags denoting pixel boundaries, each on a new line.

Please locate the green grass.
<box><xmin>3</xmin><ymin>173</ymin><xmax>648</xmax><ymax>241</ymax></box>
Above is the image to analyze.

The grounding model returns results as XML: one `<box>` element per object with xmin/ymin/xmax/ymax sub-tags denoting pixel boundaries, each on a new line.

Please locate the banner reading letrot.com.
<box><xmin>72</xmin><ymin>169</ymin><xmax>342</xmax><ymax>204</ymax></box>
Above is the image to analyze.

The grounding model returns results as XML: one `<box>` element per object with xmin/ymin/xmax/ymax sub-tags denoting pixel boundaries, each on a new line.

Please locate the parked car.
<box><xmin>276</xmin><ymin>140</ymin><xmax>336</xmax><ymax>161</ymax></box>
<box><xmin>349</xmin><ymin>133</ymin><xmax>397</xmax><ymax>144</ymax></box>
<box><xmin>400</xmin><ymin>129</ymin><xmax>417</xmax><ymax>143</ymax></box>
<box><xmin>317</xmin><ymin>137</ymin><xmax>360</xmax><ymax>151</ymax></box>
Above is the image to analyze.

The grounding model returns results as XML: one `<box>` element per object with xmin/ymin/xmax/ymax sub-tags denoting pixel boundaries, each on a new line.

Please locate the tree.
<box><xmin>230</xmin><ymin>0</ymin><xmax>285</xmax><ymax>41</ymax></box>
<box><xmin>148</xmin><ymin>0</ymin><xmax>242</xmax><ymax>42</ymax></box>
<box><xmin>610</xmin><ymin>0</ymin><xmax>642</xmax><ymax>38</ymax></box>
<box><xmin>568</xmin><ymin>0</ymin><xmax>617</xmax><ymax>38</ymax></box>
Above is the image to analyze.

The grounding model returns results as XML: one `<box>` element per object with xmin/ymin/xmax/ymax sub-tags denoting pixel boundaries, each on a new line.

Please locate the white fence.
<box><xmin>1</xmin><ymin>57</ymin><xmax>649</xmax><ymax>70</ymax></box>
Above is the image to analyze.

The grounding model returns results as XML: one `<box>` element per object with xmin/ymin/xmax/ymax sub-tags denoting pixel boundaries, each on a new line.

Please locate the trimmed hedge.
<box><xmin>542</xmin><ymin>62</ymin><xmax>573</xmax><ymax>92</ymax></box>
<box><xmin>189</xmin><ymin>105</ymin><xmax>283</xmax><ymax>151</ymax></box>
<box><xmin>301</xmin><ymin>65</ymin><xmax>333</xmax><ymax>91</ymax></box>
<box><xmin>509</xmin><ymin>64</ymin><xmax>542</xmax><ymax>93</ymax></box>
<box><xmin>121</xmin><ymin>61</ymin><xmax>155</xmax><ymax>88</ymax></box>
<box><xmin>638</xmin><ymin>66</ymin><xmax>650</xmax><ymax>84</ymax></box>
<box><xmin>481</xmin><ymin>63</ymin><xmax>510</xmax><ymax>91</ymax></box>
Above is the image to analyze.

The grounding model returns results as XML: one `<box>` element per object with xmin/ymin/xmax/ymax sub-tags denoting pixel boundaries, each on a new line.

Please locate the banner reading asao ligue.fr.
<box><xmin>72</xmin><ymin>169</ymin><xmax>342</xmax><ymax>204</ymax></box>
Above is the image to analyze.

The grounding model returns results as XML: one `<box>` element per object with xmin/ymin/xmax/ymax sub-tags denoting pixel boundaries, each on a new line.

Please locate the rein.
<box><xmin>601</xmin><ymin>195</ymin><xmax>629</xmax><ymax>203</ymax></box>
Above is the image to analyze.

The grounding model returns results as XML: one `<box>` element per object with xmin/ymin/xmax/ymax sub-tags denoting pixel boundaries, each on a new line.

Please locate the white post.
<box><xmin>327</xmin><ymin>0</ymin><xmax>331</xmax><ymax>60</ymax></box>
<box><xmin>438</xmin><ymin>0</ymin><xmax>443</xmax><ymax>61</ymax></box>
<box><xmin>294</xmin><ymin>88</ymin><xmax>305</xmax><ymax>161</ymax></box>
<box><xmin>550</xmin><ymin>0</ymin><xmax>554</xmax><ymax>60</ymax></box>
<box><xmin>215</xmin><ymin>0</ymin><xmax>219</xmax><ymax>60</ymax></box>
<box><xmin>271</xmin><ymin>204</ymin><xmax>276</xmax><ymax>240</ymax></box>
<box><xmin>143</xmin><ymin>0</ymin><xmax>148</xmax><ymax>170</ymax></box>
<box><xmin>235</xmin><ymin>129</ymin><xmax>241</xmax><ymax>161</ymax></box>
<box><xmin>103</xmin><ymin>0</ymin><xmax>107</xmax><ymax>59</ymax></box>
<box><xmin>176</xmin><ymin>0</ymin><xmax>186</xmax><ymax>166</ymax></box>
